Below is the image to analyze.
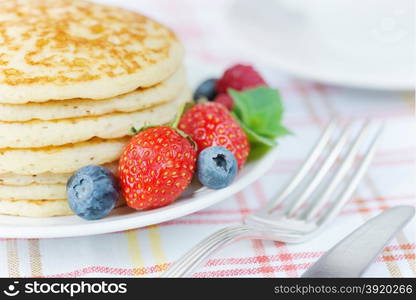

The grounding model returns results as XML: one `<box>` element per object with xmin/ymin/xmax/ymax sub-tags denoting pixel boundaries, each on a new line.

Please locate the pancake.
<box><xmin>0</xmin><ymin>0</ymin><xmax>183</xmax><ymax>103</ymax></box>
<box><xmin>0</xmin><ymin>88</ymin><xmax>190</xmax><ymax>148</ymax></box>
<box><xmin>0</xmin><ymin>67</ymin><xmax>186</xmax><ymax>121</ymax></box>
<box><xmin>0</xmin><ymin>162</ymin><xmax>118</xmax><ymax>186</ymax></box>
<box><xmin>0</xmin><ymin>199</ymin><xmax>73</xmax><ymax>217</ymax></box>
<box><xmin>0</xmin><ymin>173</ymin><xmax>70</xmax><ymax>186</ymax></box>
<box><xmin>0</xmin><ymin>183</ymin><xmax>66</xmax><ymax>200</ymax></box>
<box><xmin>0</xmin><ymin>198</ymin><xmax>126</xmax><ymax>217</ymax></box>
<box><xmin>0</xmin><ymin>138</ymin><xmax>128</xmax><ymax>175</ymax></box>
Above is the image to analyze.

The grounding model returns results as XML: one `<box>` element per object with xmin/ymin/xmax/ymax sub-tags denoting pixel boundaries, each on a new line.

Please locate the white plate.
<box><xmin>226</xmin><ymin>0</ymin><xmax>414</xmax><ymax>91</ymax></box>
<box><xmin>0</xmin><ymin>59</ymin><xmax>282</xmax><ymax>239</ymax></box>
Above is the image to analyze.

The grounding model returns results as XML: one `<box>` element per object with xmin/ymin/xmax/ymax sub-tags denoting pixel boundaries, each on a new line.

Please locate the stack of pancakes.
<box><xmin>0</xmin><ymin>0</ymin><xmax>189</xmax><ymax>217</ymax></box>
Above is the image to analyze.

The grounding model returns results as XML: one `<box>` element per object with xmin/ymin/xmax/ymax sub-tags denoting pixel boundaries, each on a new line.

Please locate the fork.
<box><xmin>162</xmin><ymin>120</ymin><xmax>384</xmax><ymax>277</ymax></box>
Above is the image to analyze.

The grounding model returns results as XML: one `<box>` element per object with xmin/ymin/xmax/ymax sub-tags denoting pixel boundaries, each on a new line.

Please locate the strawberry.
<box><xmin>178</xmin><ymin>102</ymin><xmax>249</xmax><ymax>168</ymax></box>
<box><xmin>118</xmin><ymin>126</ymin><xmax>196</xmax><ymax>210</ymax></box>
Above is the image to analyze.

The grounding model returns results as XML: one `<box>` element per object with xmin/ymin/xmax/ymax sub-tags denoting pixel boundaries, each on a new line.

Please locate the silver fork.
<box><xmin>162</xmin><ymin>120</ymin><xmax>384</xmax><ymax>277</ymax></box>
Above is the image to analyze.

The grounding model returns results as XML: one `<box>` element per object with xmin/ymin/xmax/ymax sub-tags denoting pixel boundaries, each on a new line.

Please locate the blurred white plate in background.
<box><xmin>226</xmin><ymin>0</ymin><xmax>414</xmax><ymax>90</ymax></box>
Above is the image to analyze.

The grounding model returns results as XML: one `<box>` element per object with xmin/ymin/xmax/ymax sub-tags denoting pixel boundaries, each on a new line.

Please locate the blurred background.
<box><xmin>98</xmin><ymin>0</ymin><xmax>414</xmax><ymax>91</ymax></box>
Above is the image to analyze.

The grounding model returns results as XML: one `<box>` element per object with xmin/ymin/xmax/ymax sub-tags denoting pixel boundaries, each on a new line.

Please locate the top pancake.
<box><xmin>0</xmin><ymin>0</ymin><xmax>183</xmax><ymax>103</ymax></box>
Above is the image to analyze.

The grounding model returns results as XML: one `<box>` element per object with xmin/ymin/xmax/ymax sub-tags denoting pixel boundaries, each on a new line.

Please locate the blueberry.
<box><xmin>193</xmin><ymin>78</ymin><xmax>217</xmax><ymax>101</ymax></box>
<box><xmin>66</xmin><ymin>165</ymin><xmax>119</xmax><ymax>220</ymax></box>
<box><xmin>197</xmin><ymin>146</ymin><xmax>238</xmax><ymax>189</ymax></box>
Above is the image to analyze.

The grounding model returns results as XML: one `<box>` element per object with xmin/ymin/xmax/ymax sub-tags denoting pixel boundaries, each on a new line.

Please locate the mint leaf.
<box><xmin>235</xmin><ymin>118</ymin><xmax>275</xmax><ymax>161</ymax></box>
<box><xmin>271</xmin><ymin>123</ymin><xmax>292</xmax><ymax>138</ymax></box>
<box><xmin>248</xmin><ymin>143</ymin><xmax>273</xmax><ymax>161</ymax></box>
<box><xmin>230</xmin><ymin>87</ymin><xmax>288</xmax><ymax>139</ymax></box>
<box><xmin>230</xmin><ymin>86</ymin><xmax>291</xmax><ymax>160</ymax></box>
<box><xmin>233</xmin><ymin>117</ymin><xmax>276</xmax><ymax>147</ymax></box>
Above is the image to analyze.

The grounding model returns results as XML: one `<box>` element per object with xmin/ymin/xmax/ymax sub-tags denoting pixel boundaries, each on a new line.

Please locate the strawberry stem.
<box><xmin>171</xmin><ymin>102</ymin><xmax>193</xmax><ymax>129</ymax></box>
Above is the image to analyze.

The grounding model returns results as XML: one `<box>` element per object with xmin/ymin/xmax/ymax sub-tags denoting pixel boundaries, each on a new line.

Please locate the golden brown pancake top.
<box><xmin>0</xmin><ymin>0</ymin><xmax>178</xmax><ymax>86</ymax></box>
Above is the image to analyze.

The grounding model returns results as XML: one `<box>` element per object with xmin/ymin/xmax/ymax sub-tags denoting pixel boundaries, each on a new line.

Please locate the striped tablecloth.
<box><xmin>1</xmin><ymin>0</ymin><xmax>414</xmax><ymax>278</ymax></box>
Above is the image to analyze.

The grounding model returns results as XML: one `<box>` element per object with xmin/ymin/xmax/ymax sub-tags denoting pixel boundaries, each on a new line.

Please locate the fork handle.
<box><xmin>161</xmin><ymin>225</ymin><xmax>261</xmax><ymax>277</ymax></box>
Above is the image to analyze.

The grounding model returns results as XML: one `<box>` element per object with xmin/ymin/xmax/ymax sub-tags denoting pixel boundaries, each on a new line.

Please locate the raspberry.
<box><xmin>214</xmin><ymin>93</ymin><xmax>234</xmax><ymax>110</ymax></box>
<box><xmin>216</xmin><ymin>64</ymin><xmax>267</xmax><ymax>94</ymax></box>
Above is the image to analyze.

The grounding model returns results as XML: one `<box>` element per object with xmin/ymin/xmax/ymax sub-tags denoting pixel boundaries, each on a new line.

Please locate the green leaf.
<box><xmin>272</xmin><ymin>124</ymin><xmax>292</xmax><ymax>138</ymax></box>
<box><xmin>234</xmin><ymin>118</ymin><xmax>276</xmax><ymax>147</ymax></box>
<box><xmin>230</xmin><ymin>86</ymin><xmax>291</xmax><ymax>160</ymax></box>
<box><xmin>248</xmin><ymin>143</ymin><xmax>273</xmax><ymax>161</ymax></box>
<box><xmin>230</xmin><ymin>87</ymin><xmax>286</xmax><ymax>139</ymax></box>
<box><xmin>237</xmin><ymin>120</ymin><xmax>277</xmax><ymax>160</ymax></box>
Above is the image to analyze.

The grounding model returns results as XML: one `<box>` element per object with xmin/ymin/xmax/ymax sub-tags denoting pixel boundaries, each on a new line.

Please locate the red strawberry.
<box><xmin>119</xmin><ymin>126</ymin><xmax>196</xmax><ymax>210</ymax></box>
<box><xmin>178</xmin><ymin>102</ymin><xmax>249</xmax><ymax>168</ymax></box>
<box><xmin>216</xmin><ymin>64</ymin><xmax>267</xmax><ymax>94</ymax></box>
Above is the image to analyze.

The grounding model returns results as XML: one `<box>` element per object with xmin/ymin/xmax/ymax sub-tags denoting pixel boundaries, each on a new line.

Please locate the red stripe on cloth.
<box><xmin>47</xmin><ymin>263</ymin><xmax>170</xmax><ymax>278</ymax></box>
<box><xmin>44</xmin><ymin>244</ymin><xmax>413</xmax><ymax>277</ymax></box>
<box><xmin>351</xmin><ymin>195</ymin><xmax>414</xmax><ymax>204</ymax></box>
<box><xmin>252</xmin><ymin>240</ymin><xmax>276</xmax><ymax>277</ymax></box>
<box><xmin>384</xmin><ymin>243</ymin><xmax>416</xmax><ymax>252</ymax></box>
<box><xmin>274</xmin><ymin>242</ymin><xmax>300</xmax><ymax>277</ymax></box>
<box><xmin>202</xmin><ymin>244</ymin><xmax>416</xmax><ymax>269</ymax></box>
<box><xmin>379</xmin><ymin>254</ymin><xmax>416</xmax><ymax>262</ymax></box>
<box><xmin>194</xmin><ymin>263</ymin><xmax>312</xmax><ymax>278</ymax></box>
<box><xmin>204</xmin><ymin>251</ymin><xmax>323</xmax><ymax>267</ymax></box>
<box><xmin>341</xmin><ymin>203</ymin><xmax>416</xmax><ymax>215</ymax></box>
<box><xmin>252</xmin><ymin>181</ymin><xmax>299</xmax><ymax>277</ymax></box>
<box><xmin>188</xmin><ymin>194</ymin><xmax>413</xmax><ymax>217</ymax></box>
<box><xmin>178</xmin><ymin>194</ymin><xmax>414</xmax><ymax>217</ymax></box>
<box><xmin>157</xmin><ymin>203</ymin><xmax>415</xmax><ymax>227</ymax></box>
<box><xmin>235</xmin><ymin>191</ymin><xmax>276</xmax><ymax>277</ymax></box>
<box><xmin>195</xmin><ymin>251</ymin><xmax>416</xmax><ymax>278</ymax></box>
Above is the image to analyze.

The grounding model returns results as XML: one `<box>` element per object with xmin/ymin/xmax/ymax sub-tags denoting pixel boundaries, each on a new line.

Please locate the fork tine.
<box><xmin>265</xmin><ymin>120</ymin><xmax>337</xmax><ymax>212</ymax></box>
<box><xmin>316</xmin><ymin>123</ymin><xmax>385</xmax><ymax>226</ymax></box>
<box><xmin>285</xmin><ymin>122</ymin><xmax>354</xmax><ymax>216</ymax></box>
<box><xmin>303</xmin><ymin>120</ymin><xmax>372</xmax><ymax>221</ymax></box>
